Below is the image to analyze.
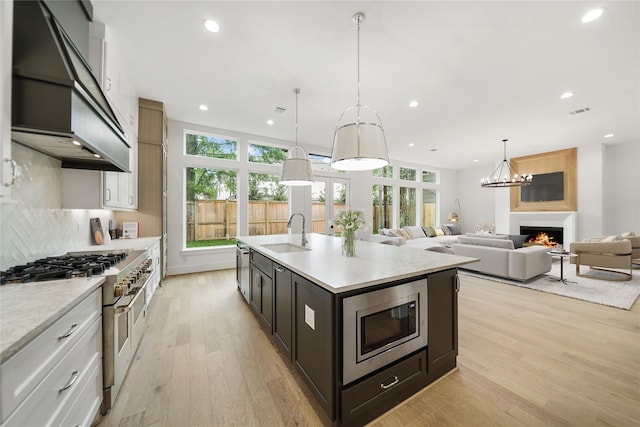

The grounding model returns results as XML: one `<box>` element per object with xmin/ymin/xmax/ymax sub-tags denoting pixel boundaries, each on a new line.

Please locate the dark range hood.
<box><xmin>12</xmin><ymin>1</ymin><xmax>130</xmax><ymax>172</ymax></box>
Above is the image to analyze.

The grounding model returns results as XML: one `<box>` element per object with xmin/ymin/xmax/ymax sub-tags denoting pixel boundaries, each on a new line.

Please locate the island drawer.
<box><xmin>251</xmin><ymin>251</ymin><xmax>273</xmax><ymax>276</ymax></box>
<box><xmin>340</xmin><ymin>350</ymin><xmax>427</xmax><ymax>426</ymax></box>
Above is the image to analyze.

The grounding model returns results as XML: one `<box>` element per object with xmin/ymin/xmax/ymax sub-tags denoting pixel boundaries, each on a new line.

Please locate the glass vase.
<box><xmin>342</xmin><ymin>230</ymin><xmax>357</xmax><ymax>257</ymax></box>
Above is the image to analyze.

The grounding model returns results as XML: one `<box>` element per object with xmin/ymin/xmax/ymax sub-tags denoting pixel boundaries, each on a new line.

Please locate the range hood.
<box><xmin>11</xmin><ymin>0</ymin><xmax>130</xmax><ymax>172</ymax></box>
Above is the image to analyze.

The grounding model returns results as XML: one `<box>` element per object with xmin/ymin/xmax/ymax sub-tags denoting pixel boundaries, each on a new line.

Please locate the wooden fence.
<box><xmin>186</xmin><ymin>200</ymin><xmax>436</xmax><ymax>241</ymax></box>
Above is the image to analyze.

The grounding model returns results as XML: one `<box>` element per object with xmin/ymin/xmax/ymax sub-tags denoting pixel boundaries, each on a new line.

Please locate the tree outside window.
<box><xmin>185</xmin><ymin>167</ymin><xmax>237</xmax><ymax>248</ymax></box>
<box><xmin>373</xmin><ymin>165</ymin><xmax>393</xmax><ymax>178</ymax></box>
<box><xmin>248</xmin><ymin>142</ymin><xmax>287</xmax><ymax>164</ymax></box>
<box><xmin>399</xmin><ymin>187</ymin><xmax>416</xmax><ymax>227</ymax></box>
<box><xmin>400</xmin><ymin>167</ymin><xmax>416</xmax><ymax>181</ymax></box>
<box><xmin>422</xmin><ymin>189</ymin><xmax>437</xmax><ymax>227</ymax></box>
<box><xmin>186</xmin><ymin>133</ymin><xmax>236</xmax><ymax>160</ymax></box>
<box><xmin>372</xmin><ymin>184</ymin><xmax>393</xmax><ymax>232</ymax></box>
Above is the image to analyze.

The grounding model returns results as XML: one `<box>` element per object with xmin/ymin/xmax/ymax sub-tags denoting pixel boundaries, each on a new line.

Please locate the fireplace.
<box><xmin>509</xmin><ymin>212</ymin><xmax>577</xmax><ymax>246</ymax></box>
<box><xmin>520</xmin><ymin>226</ymin><xmax>563</xmax><ymax>245</ymax></box>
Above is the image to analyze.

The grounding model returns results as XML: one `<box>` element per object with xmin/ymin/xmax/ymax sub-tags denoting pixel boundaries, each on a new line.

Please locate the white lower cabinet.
<box><xmin>1</xmin><ymin>289</ymin><xmax>103</xmax><ymax>427</ymax></box>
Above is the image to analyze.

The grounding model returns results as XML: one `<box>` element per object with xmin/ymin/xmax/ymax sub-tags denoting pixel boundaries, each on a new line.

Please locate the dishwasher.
<box><xmin>236</xmin><ymin>242</ymin><xmax>250</xmax><ymax>303</ymax></box>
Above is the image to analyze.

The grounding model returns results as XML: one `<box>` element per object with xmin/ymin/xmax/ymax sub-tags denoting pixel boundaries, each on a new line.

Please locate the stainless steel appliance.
<box><xmin>70</xmin><ymin>250</ymin><xmax>154</xmax><ymax>415</ymax></box>
<box><xmin>0</xmin><ymin>249</ymin><xmax>153</xmax><ymax>414</ymax></box>
<box><xmin>236</xmin><ymin>242</ymin><xmax>250</xmax><ymax>303</ymax></box>
<box><xmin>342</xmin><ymin>278</ymin><xmax>428</xmax><ymax>385</ymax></box>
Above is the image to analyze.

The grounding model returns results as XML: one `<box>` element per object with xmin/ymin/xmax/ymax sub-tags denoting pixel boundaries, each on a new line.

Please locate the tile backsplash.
<box><xmin>0</xmin><ymin>143</ymin><xmax>113</xmax><ymax>269</ymax></box>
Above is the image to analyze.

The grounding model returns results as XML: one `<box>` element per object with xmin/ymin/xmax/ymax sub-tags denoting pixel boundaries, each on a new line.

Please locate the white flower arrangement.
<box><xmin>333</xmin><ymin>208</ymin><xmax>368</xmax><ymax>233</ymax></box>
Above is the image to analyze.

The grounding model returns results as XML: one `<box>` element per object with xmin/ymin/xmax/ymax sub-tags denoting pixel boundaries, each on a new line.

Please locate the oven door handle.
<box><xmin>114</xmin><ymin>286</ymin><xmax>145</xmax><ymax>314</ymax></box>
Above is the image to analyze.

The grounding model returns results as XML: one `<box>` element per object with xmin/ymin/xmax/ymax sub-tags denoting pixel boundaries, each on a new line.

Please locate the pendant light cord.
<box><xmin>356</xmin><ymin>15</ymin><xmax>361</xmax><ymax>107</ymax></box>
<box><xmin>294</xmin><ymin>88</ymin><xmax>300</xmax><ymax>147</ymax></box>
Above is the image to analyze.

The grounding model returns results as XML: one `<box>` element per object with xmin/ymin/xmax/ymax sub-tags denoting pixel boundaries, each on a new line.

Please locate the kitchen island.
<box><xmin>237</xmin><ymin>233</ymin><xmax>477</xmax><ymax>426</ymax></box>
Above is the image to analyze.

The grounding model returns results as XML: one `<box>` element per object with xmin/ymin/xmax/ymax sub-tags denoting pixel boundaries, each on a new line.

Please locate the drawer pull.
<box><xmin>58</xmin><ymin>323</ymin><xmax>79</xmax><ymax>339</ymax></box>
<box><xmin>275</xmin><ymin>266</ymin><xmax>285</xmax><ymax>273</ymax></box>
<box><xmin>59</xmin><ymin>370</ymin><xmax>79</xmax><ymax>392</ymax></box>
<box><xmin>380</xmin><ymin>375</ymin><xmax>399</xmax><ymax>390</ymax></box>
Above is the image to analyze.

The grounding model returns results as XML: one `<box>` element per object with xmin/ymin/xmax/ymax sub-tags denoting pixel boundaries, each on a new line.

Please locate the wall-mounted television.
<box><xmin>520</xmin><ymin>171</ymin><xmax>564</xmax><ymax>202</ymax></box>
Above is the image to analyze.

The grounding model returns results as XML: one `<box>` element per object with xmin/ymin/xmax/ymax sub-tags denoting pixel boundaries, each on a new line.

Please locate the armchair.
<box><xmin>569</xmin><ymin>238</ymin><xmax>632</xmax><ymax>281</ymax></box>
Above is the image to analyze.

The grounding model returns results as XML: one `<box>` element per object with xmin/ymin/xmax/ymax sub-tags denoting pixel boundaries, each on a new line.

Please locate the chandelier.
<box><xmin>481</xmin><ymin>139</ymin><xmax>533</xmax><ymax>188</ymax></box>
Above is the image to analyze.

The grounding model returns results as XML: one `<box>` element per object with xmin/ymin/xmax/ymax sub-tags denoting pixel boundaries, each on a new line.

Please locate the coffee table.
<box><xmin>548</xmin><ymin>251</ymin><xmax>577</xmax><ymax>285</ymax></box>
<box><xmin>633</xmin><ymin>258</ymin><xmax>640</xmax><ymax>267</ymax></box>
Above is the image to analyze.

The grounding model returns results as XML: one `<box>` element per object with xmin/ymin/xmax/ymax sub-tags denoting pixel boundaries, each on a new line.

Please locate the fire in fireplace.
<box><xmin>520</xmin><ymin>226</ymin><xmax>563</xmax><ymax>246</ymax></box>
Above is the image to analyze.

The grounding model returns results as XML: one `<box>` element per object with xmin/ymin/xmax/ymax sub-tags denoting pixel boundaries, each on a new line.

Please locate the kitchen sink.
<box><xmin>262</xmin><ymin>243</ymin><xmax>311</xmax><ymax>253</ymax></box>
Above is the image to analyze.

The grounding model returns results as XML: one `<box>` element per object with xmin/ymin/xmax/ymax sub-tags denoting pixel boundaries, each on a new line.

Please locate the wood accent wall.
<box><xmin>510</xmin><ymin>147</ymin><xmax>577</xmax><ymax>212</ymax></box>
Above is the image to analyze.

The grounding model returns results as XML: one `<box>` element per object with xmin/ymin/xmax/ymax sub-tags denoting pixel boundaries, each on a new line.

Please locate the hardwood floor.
<box><xmin>97</xmin><ymin>270</ymin><xmax>640</xmax><ymax>427</ymax></box>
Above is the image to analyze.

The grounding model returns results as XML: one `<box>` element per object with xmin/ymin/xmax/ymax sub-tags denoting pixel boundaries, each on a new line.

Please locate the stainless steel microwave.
<box><xmin>342</xmin><ymin>278</ymin><xmax>428</xmax><ymax>385</ymax></box>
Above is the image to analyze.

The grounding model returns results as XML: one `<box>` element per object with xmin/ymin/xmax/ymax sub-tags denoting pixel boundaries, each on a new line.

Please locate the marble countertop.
<box><xmin>238</xmin><ymin>233</ymin><xmax>478</xmax><ymax>294</ymax></box>
<box><xmin>0</xmin><ymin>277</ymin><xmax>105</xmax><ymax>364</ymax></box>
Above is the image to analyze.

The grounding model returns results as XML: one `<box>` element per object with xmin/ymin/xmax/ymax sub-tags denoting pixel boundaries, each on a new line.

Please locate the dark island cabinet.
<box><xmin>273</xmin><ymin>263</ymin><xmax>293</xmax><ymax>360</ymax></box>
<box><xmin>249</xmin><ymin>251</ymin><xmax>273</xmax><ymax>330</ymax></box>
<box><xmin>293</xmin><ymin>273</ymin><xmax>334</xmax><ymax>419</ymax></box>
<box><xmin>426</xmin><ymin>268</ymin><xmax>459</xmax><ymax>383</ymax></box>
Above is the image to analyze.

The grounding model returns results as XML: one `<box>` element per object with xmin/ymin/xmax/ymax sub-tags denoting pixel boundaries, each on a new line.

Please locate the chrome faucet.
<box><xmin>287</xmin><ymin>213</ymin><xmax>308</xmax><ymax>246</ymax></box>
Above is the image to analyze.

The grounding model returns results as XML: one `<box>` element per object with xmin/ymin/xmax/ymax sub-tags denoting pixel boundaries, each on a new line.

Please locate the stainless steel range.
<box><xmin>67</xmin><ymin>249</ymin><xmax>154</xmax><ymax>414</ymax></box>
<box><xmin>1</xmin><ymin>249</ymin><xmax>155</xmax><ymax>415</ymax></box>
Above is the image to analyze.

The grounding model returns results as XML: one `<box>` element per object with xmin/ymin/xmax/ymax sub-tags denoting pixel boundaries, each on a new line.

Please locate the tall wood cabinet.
<box><xmin>116</xmin><ymin>98</ymin><xmax>167</xmax><ymax>278</ymax></box>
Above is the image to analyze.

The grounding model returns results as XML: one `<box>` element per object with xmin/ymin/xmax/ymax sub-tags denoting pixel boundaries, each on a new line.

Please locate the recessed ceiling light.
<box><xmin>409</xmin><ymin>100</ymin><xmax>419</xmax><ymax>108</ymax></box>
<box><xmin>430</xmin><ymin>148</ymin><xmax>438</xmax><ymax>152</ymax></box>
<box><xmin>71</xmin><ymin>140</ymin><xmax>81</xmax><ymax>146</ymax></box>
<box><xmin>198</xmin><ymin>104</ymin><xmax>208</xmax><ymax>111</ymax></box>
<box><xmin>204</xmin><ymin>19</ymin><xmax>220</xmax><ymax>33</ymax></box>
<box><xmin>266</xmin><ymin>120</ymin><xmax>274</xmax><ymax>126</ymax></box>
<box><xmin>93</xmin><ymin>153</ymin><xmax>101</xmax><ymax>158</ymax></box>
<box><xmin>604</xmin><ymin>133</ymin><xmax>614</xmax><ymax>138</ymax></box>
<box><xmin>560</xmin><ymin>92</ymin><xmax>574</xmax><ymax>99</ymax></box>
<box><xmin>408</xmin><ymin>143</ymin><xmax>415</xmax><ymax>147</ymax></box>
<box><xmin>582</xmin><ymin>8</ymin><xmax>604</xmax><ymax>23</ymax></box>
<box><xmin>473</xmin><ymin>159</ymin><xmax>479</xmax><ymax>162</ymax></box>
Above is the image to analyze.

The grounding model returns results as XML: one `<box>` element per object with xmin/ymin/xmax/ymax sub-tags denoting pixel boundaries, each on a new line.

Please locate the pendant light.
<box><xmin>330</xmin><ymin>12</ymin><xmax>389</xmax><ymax>171</ymax></box>
<box><xmin>281</xmin><ymin>88</ymin><xmax>313</xmax><ymax>186</ymax></box>
<box><xmin>481</xmin><ymin>139</ymin><xmax>533</xmax><ymax>188</ymax></box>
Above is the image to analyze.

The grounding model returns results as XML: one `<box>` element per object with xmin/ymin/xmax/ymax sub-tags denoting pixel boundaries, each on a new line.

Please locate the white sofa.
<box><xmin>452</xmin><ymin>235</ymin><xmax>551</xmax><ymax>281</ymax></box>
<box><xmin>368</xmin><ymin>225</ymin><xmax>459</xmax><ymax>249</ymax></box>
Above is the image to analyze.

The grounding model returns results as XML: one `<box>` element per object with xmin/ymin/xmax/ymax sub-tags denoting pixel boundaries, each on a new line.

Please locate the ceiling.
<box><xmin>92</xmin><ymin>1</ymin><xmax>640</xmax><ymax>170</ymax></box>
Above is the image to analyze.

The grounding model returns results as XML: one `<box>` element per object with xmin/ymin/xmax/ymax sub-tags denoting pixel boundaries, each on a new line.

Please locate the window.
<box><xmin>185</xmin><ymin>132</ymin><xmax>237</xmax><ymax>160</ymax></box>
<box><xmin>373</xmin><ymin>165</ymin><xmax>393</xmax><ymax>178</ymax></box>
<box><xmin>312</xmin><ymin>178</ymin><xmax>349</xmax><ymax>234</ymax></box>
<box><xmin>400</xmin><ymin>167</ymin><xmax>416</xmax><ymax>181</ymax></box>
<box><xmin>422</xmin><ymin>170</ymin><xmax>437</xmax><ymax>183</ymax></box>
<box><xmin>185</xmin><ymin>167</ymin><xmax>237</xmax><ymax>248</ymax></box>
<box><xmin>248</xmin><ymin>173</ymin><xmax>288</xmax><ymax>236</ymax></box>
<box><xmin>422</xmin><ymin>189</ymin><xmax>436</xmax><ymax>227</ymax></box>
<box><xmin>399</xmin><ymin>187</ymin><xmax>416</xmax><ymax>227</ymax></box>
<box><xmin>372</xmin><ymin>184</ymin><xmax>393</xmax><ymax>232</ymax></box>
<box><xmin>248</xmin><ymin>142</ymin><xmax>287</xmax><ymax>164</ymax></box>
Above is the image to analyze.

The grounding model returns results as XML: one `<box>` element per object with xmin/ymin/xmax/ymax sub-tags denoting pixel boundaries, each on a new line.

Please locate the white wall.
<box><xmin>603</xmin><ymin>141</ymin><xmax>640</xmax><ymax>234</ymax></box>
<box><xmin>455</xmin><ymin>141</ymin><xmax>636</xmax><ymax>241</ymax></box>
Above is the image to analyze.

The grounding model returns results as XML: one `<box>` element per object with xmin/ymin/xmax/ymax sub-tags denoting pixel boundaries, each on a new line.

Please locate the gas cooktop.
<box><xmin>0</xmin><ymin>252</ymin><xmax>128</xmax><ymax>285</ymax></box>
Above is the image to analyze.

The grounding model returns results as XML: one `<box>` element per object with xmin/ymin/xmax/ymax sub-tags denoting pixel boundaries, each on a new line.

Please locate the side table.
<box><xmin>548</xmin><ymin>251</ymin><xmax>578</xmax><ymax>285</ymax></box>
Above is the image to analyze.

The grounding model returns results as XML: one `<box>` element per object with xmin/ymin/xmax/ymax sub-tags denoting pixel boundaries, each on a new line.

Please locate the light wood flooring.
<box><xmin>97</xmin><ymin>269</ymin><xmax>640</xmax><ymax>427</ymax></box>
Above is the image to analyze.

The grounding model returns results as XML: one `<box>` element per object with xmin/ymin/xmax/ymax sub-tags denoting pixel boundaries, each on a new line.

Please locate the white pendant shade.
<box><xmin>331</xmin><ymin>120</ymin><xmax>389</xmax><ymax>171</ymax></box>
<box><xmin>281</xmin><ymin>88</ymin><xmax>313</xmax><ymax>186</ymax></box>
<box><xmin>330</xmin><ymin>12</ymin><xmax>390</xmax><ymax>172</ymax></box>
<box><xmin>281</xmin><ymin>146</ymin><xmax>313</xmax><ymax>185</ymax></box>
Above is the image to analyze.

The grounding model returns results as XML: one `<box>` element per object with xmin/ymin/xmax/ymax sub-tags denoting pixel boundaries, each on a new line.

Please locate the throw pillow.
<box><xmin>621</xmin><ymin>231</ymin><xmax>636</xmax><ymax>237</ymax></box>
<box><xmin>440</xmin><ymin>225</ymin><xmax>452</xmax><ymax>235</ymax></box>
<box><xmin>404</xmin><ymin>225</ymin><xmax>426</xmax><ymax>239</ymax></box>
<box><xmin>508</xmin><ymin>234</ymin><xmax>529</xmax><ymax>249</ymax></box>
<box><xmin>445</xmin><ymin>224</ymin><xmax>461</xmax><ymax>235</ymax></box>
<box><xmin>387</xmin><ymin>228</ymin><xmax>402</xmax><ymax>238</ymax></box>
<box><xmin>603</xmin><ymin>235</ymin><xmax>621</xmax><ymax>242</ymax></box>
<box><xmin>380</xmin><ymin>228</ymin><xmax>390</xmax><ymax>236</ymax></box>
<box><xmin>422</xmin><ymin>226</ymin><xmax>437</xmax><ymax>237</ymax></box>
<box><xmin>397</xmin><ymin>228</ymin><xmax>411</xmax><ymax>240</ymax></box>
<box><xmin>434</xmin><ymin>227</ymin><xmax>445</xmax><ymax>236</ymax></box>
